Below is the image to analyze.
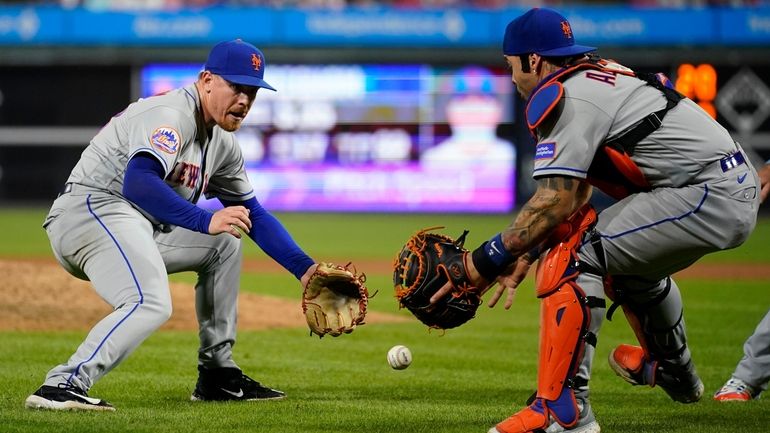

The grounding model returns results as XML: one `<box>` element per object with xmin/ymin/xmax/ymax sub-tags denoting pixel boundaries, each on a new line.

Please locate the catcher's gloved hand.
<box><xmin>393</xmin><ymin>227</ymin><xmax>481</xmax><ymax>330</ymax></box>
<box><xmin>302</xmin><ymin>262</ymin><xmax>369</xmax><ymax>338</ymax></box>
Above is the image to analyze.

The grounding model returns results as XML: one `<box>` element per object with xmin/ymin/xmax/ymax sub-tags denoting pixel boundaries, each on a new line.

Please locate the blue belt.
<box><xmin>719</xmin><ymin>151</ymin><xmax>745</xmax><ymax>172</ymax></box>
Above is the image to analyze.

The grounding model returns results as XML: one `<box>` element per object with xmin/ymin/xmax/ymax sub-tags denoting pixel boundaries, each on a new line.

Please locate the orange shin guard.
<box><xmin>496</xmin><ymin>205</ymin><xmax>595</xmax><ymax>432</ymax></box>
<box><xmin>537</xmin><ymin>283</ymin><xmax>588</xmax><ymax>402</ymax></box>
<box><xmin>497</xmin><ymin>283</ymin><xmax>590</xmax><ymax>433</ymax></box>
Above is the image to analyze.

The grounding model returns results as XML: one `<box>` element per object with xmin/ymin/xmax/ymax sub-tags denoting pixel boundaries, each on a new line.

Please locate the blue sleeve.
<box><xmin>123</xmin><ymin>153</ymin><xmax>212</xmax><ymax>234</ymax></box>
<box><xmin>220</xmin><ymin>196</ymin><xmax>315</xmax><ymax>280</ymax></box>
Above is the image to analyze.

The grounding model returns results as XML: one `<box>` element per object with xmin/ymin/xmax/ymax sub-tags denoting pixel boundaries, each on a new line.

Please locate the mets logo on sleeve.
<box><xmin>535</xmin><ymin>142</ymin><xmax>556</xmax><ymax>160</ymax></box>
<box><xmin>150</xmin><ymin>127</ymin><xmax>181</xmax><ymax>154</ymax></box>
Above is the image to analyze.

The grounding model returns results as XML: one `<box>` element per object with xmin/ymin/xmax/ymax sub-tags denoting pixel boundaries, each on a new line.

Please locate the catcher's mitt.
<box><xmin>393</xmin><ymin>227</ymin><xmax>481</xmax><ymax>330</ymax></box>
<box><xmin>302</xmin><ymin>262</ymin><xmax>369</xmax><ymax>338</ymax></box>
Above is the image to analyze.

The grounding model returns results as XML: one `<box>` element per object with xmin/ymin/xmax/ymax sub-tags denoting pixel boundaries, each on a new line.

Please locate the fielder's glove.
<box><xmin>393</xmin><ymin>227</ymin><xmax>481</xmax><ymax>330</ymax></box>
<box><xmin>302</xmin><ymin>262</ymin><xmax>369</xmax><ymax>338</ymax></box>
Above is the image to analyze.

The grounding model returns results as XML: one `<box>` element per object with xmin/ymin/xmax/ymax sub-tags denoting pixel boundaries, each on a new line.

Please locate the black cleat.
<box><xmin>25</xmin><ymin>384</ymin><xmax>115</xmax><ymax>411</ymax></box>
<box><xmin>191</xmin><ymin>366</ymin><xmax>285</xmax><ymax>402</ymax></box>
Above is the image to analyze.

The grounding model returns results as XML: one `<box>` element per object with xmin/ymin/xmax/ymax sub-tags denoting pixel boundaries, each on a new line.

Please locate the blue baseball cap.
<box><xmin>204</xmin><ymin>39</ymin><xmax>276</xmax><ymax>91</ymax></box>
<box><xmin>503</xmin><ymin>8</ymin><xmax>595</xmax><ymax>57</ymax></box>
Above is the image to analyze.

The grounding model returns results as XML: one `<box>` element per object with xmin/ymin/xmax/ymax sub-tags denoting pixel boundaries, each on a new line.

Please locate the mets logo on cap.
<box><xmin>502</xmin><ymin>8</ymin><xmax>595</xmax><ymax>57</ymax></box>
<box><xmin>251</xmin><ymin>53</ymin><xmax>262</xmax><ymax>71</ymax></box>
<box><xmin>150</xmin><ymin>127</ymin><xmax>181</xmax><ymax>154</ymax></box>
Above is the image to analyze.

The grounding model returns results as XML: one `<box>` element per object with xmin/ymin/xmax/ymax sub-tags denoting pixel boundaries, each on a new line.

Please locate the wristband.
<box><xmin>471</xmin><ymin>233</ymin><xmax>516</xmax><ymax>281</ymax></box>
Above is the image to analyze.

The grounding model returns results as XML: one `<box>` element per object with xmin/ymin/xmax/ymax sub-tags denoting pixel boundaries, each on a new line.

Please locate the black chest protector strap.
<box><xmin>586</xmin><ymin>71</ymin><xmax>683</xmax><ymax>199</ymax></box>
<box><xmin>604</xmin><ymin>72</ymin><xmax>684</xmax><ymax>156</ymax></box>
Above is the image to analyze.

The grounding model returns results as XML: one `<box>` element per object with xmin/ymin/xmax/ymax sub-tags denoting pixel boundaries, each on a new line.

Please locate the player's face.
<box><xmin>204</xmin><ymin>73</ymin><xmax>258</xmax><ymax>132</ymax></box>
<box><xmin>506</xmin><ymin>55</ymin><xmax>538</xmax><ymax>100</ymax></box>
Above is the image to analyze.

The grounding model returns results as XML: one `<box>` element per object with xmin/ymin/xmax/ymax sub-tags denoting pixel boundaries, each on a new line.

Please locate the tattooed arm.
<box><xmin>480</xmin><ymin>176</ymin><xmax>591</xmax><ymax>308</ymax></box>
<box><xmin>499</xmin><ymin>175</ymin><xmax>589</xmax><ymax>258</ymax></box>
<box><xmin>430</xmin><ymin>175</ymin><xmax>591</xmax><ymax>308</ymax></box>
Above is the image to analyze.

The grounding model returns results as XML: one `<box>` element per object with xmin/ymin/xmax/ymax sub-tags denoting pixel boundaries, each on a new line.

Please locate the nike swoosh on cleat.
<box><xmin>737</xmin><ymin>173</ymin><xmax>748</xmax><ymax>184</ymax></box>
<box><xmin>66</xmin><ymin>390</ymin><xmax>104</xmax><ymax>405</ymax></box>
<box><xmin>221</xmin><ymin>388</ymin><xmax>244</xmax><ymax>398</ymax></box>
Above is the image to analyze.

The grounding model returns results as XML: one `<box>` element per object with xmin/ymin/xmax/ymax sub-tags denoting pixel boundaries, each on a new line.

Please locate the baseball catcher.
<box><xmin>393</xmin><ymin>227</ymin><xmax>481</xmax><ymax>329</ymax></box>
<box><xmin>302</xmin><ymin>262</ymin><xmax>369</xmax><ymax>338</ymax></box>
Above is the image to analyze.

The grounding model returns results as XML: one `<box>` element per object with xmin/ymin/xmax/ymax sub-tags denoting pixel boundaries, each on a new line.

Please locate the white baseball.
<box><xmin>387</xmin><ymin>345</ymin><xmax>412</xmax><ymax>370</ymax></box>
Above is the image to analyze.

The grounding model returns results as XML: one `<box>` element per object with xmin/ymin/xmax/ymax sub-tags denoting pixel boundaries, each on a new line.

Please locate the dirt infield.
<box><xmin>1</xmin><ymin>258</ymin><xmax>767</xmax><ymax>332</ymax></box>
<box><xmin>0</xmin><ymin>259</ymin><xmax>407</xmax><ymax>332</ymax></box>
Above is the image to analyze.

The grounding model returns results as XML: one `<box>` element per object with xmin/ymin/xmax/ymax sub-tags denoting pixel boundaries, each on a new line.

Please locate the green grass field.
<box><xmin>1</xmin><ymin>209</ymin><xmax>769</xmax><ymax>433</ymax></box>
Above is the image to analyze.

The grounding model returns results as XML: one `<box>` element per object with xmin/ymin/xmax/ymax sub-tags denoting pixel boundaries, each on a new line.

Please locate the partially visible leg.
<box><xmin>734</xmin><ymin>309</ymin><xmax>770</xmax><ymax>394</ymax></box>
<box><xmin>715</xmin><ymin>308</ymin><xmax>770</xmax><ymax>401</ymax></box>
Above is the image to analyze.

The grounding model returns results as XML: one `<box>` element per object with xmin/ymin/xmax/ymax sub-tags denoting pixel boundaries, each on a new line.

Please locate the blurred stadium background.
<box><xmin>0</xmin><ymin>1</ymin><xmax>769</xmax><ymax>213</ymax></box>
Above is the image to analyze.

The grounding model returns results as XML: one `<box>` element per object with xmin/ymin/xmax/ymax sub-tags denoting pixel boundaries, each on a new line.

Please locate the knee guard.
<box><xmin>605</xmin><ymin>276</ymin><xmax>689</xmax><ymax>366</ymax></box>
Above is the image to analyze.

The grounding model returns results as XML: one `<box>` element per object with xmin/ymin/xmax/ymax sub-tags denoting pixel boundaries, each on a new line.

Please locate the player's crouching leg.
<box><xmin>25</xmin><ymin>282</ymin><xmax>173</xmax><ymax>412</ymax></box>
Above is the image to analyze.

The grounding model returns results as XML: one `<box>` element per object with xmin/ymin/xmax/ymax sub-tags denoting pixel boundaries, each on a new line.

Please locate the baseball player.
<box><xmin>25</xmin><ymin>40</ymin><xmax>319</xmax><ymax>411</ymax></box>
<box><xmin>714</xmin><ymin>161</ymin><xmax>770</xmax><ymax>402</ymax></box>
<box><xmin>431</xmin><ymin>8</ymin><xmax>760</xmax><ymax>433</ymax></box>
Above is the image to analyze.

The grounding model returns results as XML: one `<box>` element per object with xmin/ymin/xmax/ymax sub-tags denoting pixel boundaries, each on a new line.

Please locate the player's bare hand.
<box><xmin>429</xmin><ymin>255</ymin><xmax>487</xmax><ymax>305</ymax></box>
<box><xmin>429</xmin><ymin>281</ymin><xmax>453</xmax><ymax>305</ymax></box>
<box><xmin>300</xmin><ymin>263</ymin><xmax>319</xmax><ymax>289</ymax></box>
<box><xmin>486</xmin><ymin>255</ymin><xmax>533</xmax><ymax>310</ymax></box>
<box><xmin>209</xmin><ymin>206</ymin><xmax>252</xmax><ymax>238</ymax></box>
<box><xmin>759</xmin><ymin>163</ymin><xmax>770</xmax><ymax>203</ymax></box>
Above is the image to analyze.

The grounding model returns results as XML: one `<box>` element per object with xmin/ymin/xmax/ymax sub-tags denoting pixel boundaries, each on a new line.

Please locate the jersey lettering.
<box><xmin>585</xmin><ymin>71</ymin><xmax>616</xmax><ymax>86</ymax></box>
<box><xmin>169</xmin><ymin>162</ymin><xmax>201</xmax><ymax>189</ymax></box>
<box><xmin>535</xmin><ymin>142</ymin><xmax>556</xmax><ymax>159</ymax></box>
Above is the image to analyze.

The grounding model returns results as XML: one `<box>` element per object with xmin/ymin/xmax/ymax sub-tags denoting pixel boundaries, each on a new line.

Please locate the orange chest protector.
<box><xmin>525</xmin><ymin>60</ymin><xmax>683</xmax><ymax>200</ymax></box>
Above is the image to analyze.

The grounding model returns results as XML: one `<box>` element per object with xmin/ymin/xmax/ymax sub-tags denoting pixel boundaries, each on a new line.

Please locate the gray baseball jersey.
<box><xmin>40</xmin><ymin>84</ymin><xmax>255</xmax><ymax>391</ymax></box>
<box><xmin>533</xmin><ymin>64</ymin><xmax>740</xmax><ymax>189</ymax></box>
<box><xmin>530</xmin><ymin>62</ymin><xmax>761</xmax><ymax>395</ymax></box>
<box><xmin>67</xmin><ymin>84</ymin><xmax>254</xmax><ymax>224</ymax></box>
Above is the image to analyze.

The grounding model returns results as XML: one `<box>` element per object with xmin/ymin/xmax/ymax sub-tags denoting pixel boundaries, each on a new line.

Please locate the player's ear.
<box><xmin>531</xmin><ymin>54</ymin><xmax>542</xmax><ymax>74</ymax></box>
<box><xmin>199</xmin><ymin>71</ymin><xmax>214</xmax><ymax>93</ymax></box>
